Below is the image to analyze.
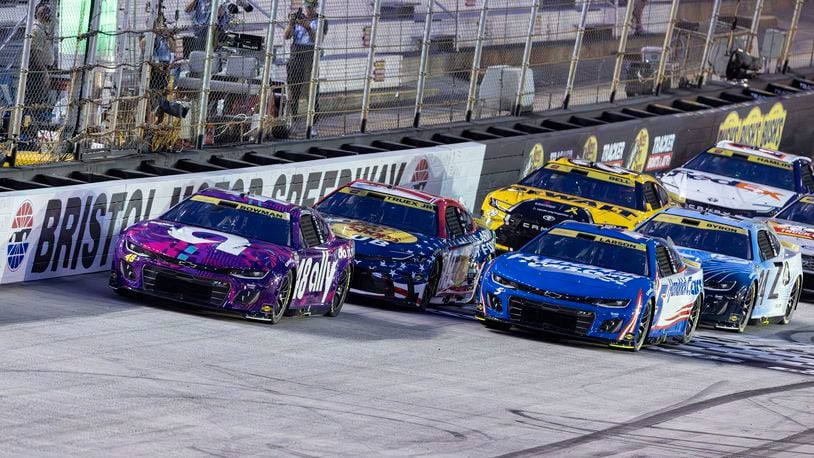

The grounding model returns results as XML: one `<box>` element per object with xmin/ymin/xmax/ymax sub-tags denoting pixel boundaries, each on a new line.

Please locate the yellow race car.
<box><xmin>482</xmin><ymin>158</ymin><xmax>674</xmax><ymax>252</ymax></box>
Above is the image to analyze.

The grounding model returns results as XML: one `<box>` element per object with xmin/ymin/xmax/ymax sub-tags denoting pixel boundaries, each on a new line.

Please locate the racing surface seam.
<box><xmin>497</xmin><ymin>380</ymin><xmax>814</xmax><ymax>457</ymax></box>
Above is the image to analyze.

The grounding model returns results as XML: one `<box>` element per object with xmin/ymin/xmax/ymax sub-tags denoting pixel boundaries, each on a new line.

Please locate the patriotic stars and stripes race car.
<box><xmin>481</xmin><ymin>158</ymin><xmax>673</xmax><ymax>253</ymax></box>
<box><xmin>769</xmin><ymin>194</ymin><xmax>814</xmax><ymax>292</ymax></box>
<box><xmin>315</xmin><ymin>180</ymin><xmax>495</xmax><ymax>309</ymax></box>
<box><xmin>110</xmin><ymin>188</ymin><xmax>355</xmax><ymax>324</ymax></box>
<box><xmin>637</xmin><ymin>208</ymin><xmax>803</xmax><ymax>332</ymax></box>
<box><xmin>477</xmin><ymin>221</ymin><xmax>704</xmax><ymax>351</ymax></box>
<box><xmin>659</xmin><ymin>141</ymin><xmax>814</xmax><ymax>217</ymax></box>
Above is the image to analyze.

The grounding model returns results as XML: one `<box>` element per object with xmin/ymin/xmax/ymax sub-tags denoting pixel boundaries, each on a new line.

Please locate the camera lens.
<box><xmin>227</xmin><ymin>3</ymin><xmax>238</xmax><ymax>14</ymax></box>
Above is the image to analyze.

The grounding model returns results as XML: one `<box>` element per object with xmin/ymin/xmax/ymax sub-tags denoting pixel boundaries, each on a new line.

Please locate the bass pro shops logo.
<box><xmin>6</xmin><ymin>201</ymin><xmax>34</xmax><ymax>272</ymax></box>
<box><xmin>717</xmin><ymin>102</ymin><xmax>786</xmax><ymax>149</ymax></box>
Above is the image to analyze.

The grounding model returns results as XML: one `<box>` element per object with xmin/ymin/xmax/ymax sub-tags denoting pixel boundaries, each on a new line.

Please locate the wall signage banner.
<box><xmin>0</xmin><ymin>143</ymin><xmax>486</xmax><ymax>284</ymax></box>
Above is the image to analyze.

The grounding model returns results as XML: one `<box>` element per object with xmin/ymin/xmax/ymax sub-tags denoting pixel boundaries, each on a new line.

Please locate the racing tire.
<box><xmin>483</xmin><ymin>319</ymin><xmax>512</xmax><ymax>332</ymax></box>
<box><xmin>325</xmin><ymin>267</ymin><xmax>351</xmax><ymax>317</ymax></box>
<box><xmin>112</xmin><ymin>287</ymin><xmax>129</xmax><ymax>297</ymax></box>
<box><xmin>735</xmin><ymin>283</ymin><xmax>757</xmax><ymax>333</ymax></box>
<box><xmin>419</xmin><ymin>259</ymin><xmax>442</xmax><ymax>311</ymax></box>
<box><xmin>780</xmin><ymin>277</ymin><xmax>802</xmax><ymax>325</ymax></box>
<box><xmin>270</xmin><ymin>270</ymin><xmax>294</xmax><ymax>325</ymax></box>
<box><xmin>632</xmin><ymin>302</ymin><xmax>654</xmax><ymax>352</ymax></box>
<box><xmin>681</xmin><ymin>295</ymin><xmax>702</xmax><ymax>344</ymax></box>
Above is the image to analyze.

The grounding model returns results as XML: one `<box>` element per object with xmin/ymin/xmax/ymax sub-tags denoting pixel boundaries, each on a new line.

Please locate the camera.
<box><xmin>226</xmin><ymin>0</ymin><xmax>253</xmax><ymax>15</ymax></box>
<box><xmin>289</xmin><ymin>7</ymin><xmax>306</xmax><ymax>23</ymax></box>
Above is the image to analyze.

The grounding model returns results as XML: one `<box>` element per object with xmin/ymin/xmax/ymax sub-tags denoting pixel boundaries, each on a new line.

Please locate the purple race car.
<box><xmin>110</xmin><ymin>188</ymin><xmax>354</xmax><ymax>323</ymax></box>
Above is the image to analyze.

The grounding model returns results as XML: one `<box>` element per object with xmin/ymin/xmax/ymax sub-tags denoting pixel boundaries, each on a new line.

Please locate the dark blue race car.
<box><xmin>315</xmin><ymin>180</ymin><xmax>495</xmax><ymax>309</ymax></box>
<box><xmin>478</xmin><ymin>221</ymin><xmax>704</xmax><ymax>351</ymax></box>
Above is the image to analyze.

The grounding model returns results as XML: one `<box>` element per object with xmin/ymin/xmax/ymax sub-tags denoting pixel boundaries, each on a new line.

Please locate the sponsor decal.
<box><xmin>294</xmin><ymin>251</ymin><xmax>337</xmax><ymax>303</ymax></box>
<box><xmin>680</xmin><ymin>171</ymin><xmax>786</xmax><ymax>201</ymax></box>
<box><xmin>0</xmin><ymin>144</ymin><xmax>486</xmax><ymax>283</ymax></box>
<box><xmin>716</xmin><ymin>102</ymin><xmax>787</xmax><ymax>149</ymax></box>
<box><xmin>549</xmin><ymin>227</ymin><xmax>646</xmax><ymax>251</ymax></box>
<box><xmin>168</xmin><ymin>226</ymin><xmax>251</xmax><ymax>256</ymax></box>
<box><xmin>521</xmin><ymin>143</ymin><xmax>545</xmax><ymax>178</ymax></box>
<box><xmin>549</xmin><ymin>149</ymin><xmax>574</xmax><ymax>160</ymax></box>
<box><xmin>409</xmin><ymin>158</ymin><xmax>430</xmax><ymax>191</ymax></box>
<box><xmin>330</xmin><ymin>221</ymin><xmax>418</xmax><ymax>245</ymax></box>
<box><xmin>506</xmin><ymin>254</ymin><xmax>643</xmax><ymax>286</ymax></box>
<box><xmin>600</xmin><ymin>141</ymin><xmax>626</xmax><ymax>166</ymax></box>
<box><xmin>653</xmin><ymin>213</ymin><xmax>748</xmax><ymax>234</ymax></box>
<box><xmin>547</xmin><ymin>162</ymin><xmax>635</xmax><ymax>187</ymax></box>
<box><xmin>667</xmin><ymin>277</ymin><xmax>704</xmax><ymax>298</ymax></box>
<box><xmin>339</xmin><ymin>187</ymin><xmax>435</xmax><ymax>211</ymax></box>
<box><xmin>190</xmin><ymin>194</ymin><xmax>291</xmax><ymax>220</ymax></box>
<box><xmin>625</xmin><ymin>128</ymin><xmax>649</xmax><ymax>172</ymax></box>
<box><xmin>645</xmin><ymin>134</ymin><xmax>675</xmax><ymax>171</ymax></box>
<box><xmin>708</xmin><ymin>146</ymin><xmax>792</xmax><ymax>170</ymax></box>
<box><xmin>6</xmin><ymin>201</ymin><xmax>34</xmax><ymax>271</ymax></box>
<box><xmin>769</xmin><ymin>221</ymin><xmax>814</xmax><ymax>240</ymax></box>
<box><xmin>582</xmin><ymin>135</ymin><xmax>598</xmax><ymax>162</ymax></box>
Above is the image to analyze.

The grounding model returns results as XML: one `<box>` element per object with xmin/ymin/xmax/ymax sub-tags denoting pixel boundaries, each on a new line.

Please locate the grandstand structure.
<box><xmin>0</xmin><ymin>0</ymin><xmax>807</xmax><ymax>168</ymax></box>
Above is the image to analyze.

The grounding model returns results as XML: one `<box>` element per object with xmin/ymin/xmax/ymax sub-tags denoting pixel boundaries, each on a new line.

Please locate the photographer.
<box><xmin>145</xmin><ymin>11</ymin><xmax>189</xmax><ymax>123</ymax></box>
<box><xmin>284</xmin><ymin>0</ymin><xmax>327</xmax><ymax>137</ymax></box>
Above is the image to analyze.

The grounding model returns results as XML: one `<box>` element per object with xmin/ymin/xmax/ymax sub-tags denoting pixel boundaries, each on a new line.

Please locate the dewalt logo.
<box><xmin>717</xmin><ymin>103</ymin><xmax>786</xmax><ymax>149</ymax></box>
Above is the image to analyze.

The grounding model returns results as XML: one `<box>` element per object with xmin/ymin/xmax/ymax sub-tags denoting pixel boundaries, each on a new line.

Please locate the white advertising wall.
<box><xmin>0</xmin><ymin>143</ymin><xmax>486</xmax><ymax>284</ymax></box>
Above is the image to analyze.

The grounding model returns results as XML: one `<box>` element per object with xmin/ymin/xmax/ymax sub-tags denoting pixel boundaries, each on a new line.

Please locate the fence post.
<box><xmin>195</xmin><ymin>0</ymin><xmax>222</xmax><ymax>149</ymax></box>
<box><xmin>697</xmin><ymin>0</ymin><xmax>722</xmax><ymax>87</ymax></box>
<box><xmin>413</xmin><ymin>0</ymin><xmax>434</xmax><ymax>128</ymax></box>
<box><xmin>563</xmin><ymin>0</ymin><xmax>590</xmax><ymax>110</ymax></box>
<box><xmin>745</xmin><ymin>0</ymin><xmax>764</xmax><ymax>54</ymax></box>
<box><xmin>73</xmin><ymin>0</ymin><xmax>101</xmax><ymax>159</ymax></box>
<box><xmin>135</xmin><ymin>0</ymin><xmax>158</xmax><ymax>145</ymax></box>
<box><xmin>360</xmin><ymin>0</ymin><xmax>382</xmax><ymax>133</ymax></box>
<box><xmin>304</xmin><ymin>0</ymin><xmax>327</xmax><ymax>138</ymax></box>
<box><xmin>256</xmin><ymin>0</ymin><xmax>280</xmax><ymax>143</ymax></box>
<box><xmin>465</xmin><ymin>0</ymin><xmax>488</xmax><ymax>123</ymax></box>
<box><xmin>608</xmin><ymin>0</ymin><xmax>634</xmax><ymax>103</ymax></box>
<box><xmin>513</xmin><ymin>0</ymin><xmax>539</xmax><ymax>117</ymax></box>
<box><xmin>777</xmin><ymin>0</ymin><xmax>805</xmax><ymax>74</ymax></box>
<box><xmin>654</xmin><ymin>0</ymin><xmax>680</xmax><ymax>96</ymax></box>
<box><xmin>7</xmin><ymin>0</ymin><xmax>38</xmax><ymax>167</ymax></box>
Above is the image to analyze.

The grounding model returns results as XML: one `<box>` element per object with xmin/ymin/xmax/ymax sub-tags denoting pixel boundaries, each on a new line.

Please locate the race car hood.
<box><xmin>489</xmin><ymin>185</ymin><xmax>640</xmax><ymax>226</ymax></box>
<box><xmin>325</xmin><ymin>217</ymin><xmax>442</xmax><ymax>260</ymax></box>
<box><xmin>674</xmin><ymin>246</ymin><xmax>754</xmax><ymax>284</ymax></box>
<box><xmin>493</xmin><ymin>252</ymin><xmax>650</xmax><ymax>298</ymax></box>
<box><xmin>769</xmin><ymin>219</ymin><xmax>814</xmax><ymax>256</ymax></box>
<box><xmin>660</xmin><ymin>168</ymin><xmax>795</xmax><ymax>213</ymax></box>
<box><xmin>125</xmin><ymin>220</ymin><xmax>293</xmax><ymax>272</ymax></box>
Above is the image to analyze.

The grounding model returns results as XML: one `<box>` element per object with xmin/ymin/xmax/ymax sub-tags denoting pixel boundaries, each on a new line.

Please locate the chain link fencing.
<box><xmin>1</xmin><ymin>0</ymin><xmax>813</xmax><ymax>168</ymax></box>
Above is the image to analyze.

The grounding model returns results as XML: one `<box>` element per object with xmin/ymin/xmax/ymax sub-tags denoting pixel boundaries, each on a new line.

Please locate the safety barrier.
<box><xmin>0</xmin><ymin>142</ymin><xmax>485</xmax><ymax>283</ymax></box>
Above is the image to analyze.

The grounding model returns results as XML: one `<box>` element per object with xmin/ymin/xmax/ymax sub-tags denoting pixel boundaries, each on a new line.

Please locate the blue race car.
<box><xmin>637</xmin><ymin>208</ymin><xmax>803</xmax><ymax>332</ymax></box>
<box><xmin>478</xmin><ymin>221</ymin><xmax>704</xmax><ymax>351</ymax></box>
<box><xmin>315</xmin><ymin>180</ymin><xmax>495</xmax><ymax>309</ymax></box>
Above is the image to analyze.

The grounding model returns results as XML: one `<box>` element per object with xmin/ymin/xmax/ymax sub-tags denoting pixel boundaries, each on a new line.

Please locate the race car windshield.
<box><xmin>637</xmin><ymin>220</ymin><xmax>752</xmax><ymax>260</ymax></box>
<box><xmin>519</xmin><ymin>168</ymin><xmax>639</xmax><ymax>210</ymax></box>
<box><xmin>776</xmin><ymin>198</ymin><xmax>814</xmax><ymax>224</ymax></box>
<box><xmin>684</xmin><ymin>152</ymin><xmax>795</xmax><ymax>191</ymax></box>
<box><xmin>316</xmin><ymin>191</ymin><xmax>438</xmax><ymax>236</ymax></box>
<box><xmin>161</xmin><ymin>199</ymin><xmax>291</xmax><ymax>246</ymax></box>
<box><xmin>522</xmin><ymin>232</ymin><xmax>648</xmax><ymax>276</ymax></box>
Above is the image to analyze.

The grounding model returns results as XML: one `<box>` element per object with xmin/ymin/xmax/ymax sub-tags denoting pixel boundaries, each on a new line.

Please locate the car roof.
<box><xmin>713</xmin><ymin>140</ymin><xmax>807</xmax><ymax>164</ymax></box>
<box><xmin>656</xmin><ymin>207</ymin><xmax>760</xmax><ymax>232</ymax></box>
<box><xmin>348</xmin><ymin>180</ymin><xmax>443</xmax><ymax>204</ymax></box>
<box><xmin>545</xmin><ymin>157</ymin><xmax>654</xmax><ymax>184</ymax></box>
<box><xmin>556</xmin><ymin>221</ymin><xmax>657</xmax><ymax>248</ymax></box>
<box><xmin>197</xmin><ymin>188</ymin><xmax>299</xmax><ymax>214</ymax></box>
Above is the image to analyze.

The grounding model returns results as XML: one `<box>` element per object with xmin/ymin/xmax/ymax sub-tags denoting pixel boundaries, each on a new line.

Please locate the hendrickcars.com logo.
<box><xmin>717</xmin><ymin>102</ymin><xmax>786</xmax><ymax>149</ymax></box>
<box><xmin>6</xmin><ymin>200</ymin><xmax>33</xmax><ymax>272</ymax></box>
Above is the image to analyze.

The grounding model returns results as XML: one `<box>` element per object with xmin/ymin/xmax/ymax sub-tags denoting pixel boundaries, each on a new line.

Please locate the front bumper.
<box><xmin>110</xmin><ymin>250</ymin><xmax>277</xmax><ymax>317</ymax></box>
<box><xmin>700</xmin><ymin>288</ymin><xmax>747</xmax><ymax>329</ymax></box>
<box><xmin>350</xmin><ymin>264</ymin><xmax>427</xmax><ymax>306</ymax></box>
<box><xmin>479</xmin><ymin>276</ymin><xmax>638</xmax><ymax>344</ymax></box>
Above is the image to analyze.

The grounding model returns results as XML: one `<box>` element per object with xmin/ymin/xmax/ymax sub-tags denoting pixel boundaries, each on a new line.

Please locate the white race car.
<box><xmin>770</xmin><ymin>194</ymin><xmax>814</xmax><ymax>293</ymax></box>
<box><xmin>659</xmin><ymin>141</ymin><xmax>814</xmax><ymax>218</ymax></box>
